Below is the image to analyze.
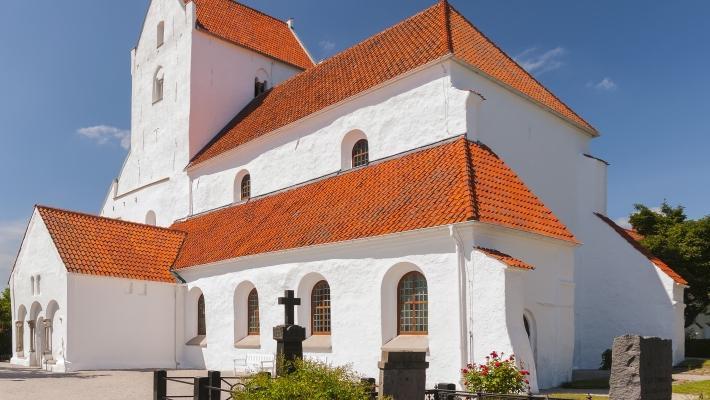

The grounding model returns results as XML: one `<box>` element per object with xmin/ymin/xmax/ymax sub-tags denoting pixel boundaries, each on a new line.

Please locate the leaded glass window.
<box><xmin>247</xmin><ymin>288</ymin><xmax>260</xmax><ymax>335</ymax></box>
<box><xmin>351</xmin><ymin>139</ymin><xmax>369</xmax><ymax>168</ymax></box>
<box><xmin>197</xmin><ymin>294</ymin><xmax>206</xmax><ymax>336</ymax></box>
<box><xmin>311</xmin><ymin>280</ymin><xmax>331</xmax><ymax>335</ymax></box>
<box><xmin>397</xmin><ymin>272</ymin><xmax>428</xmax><ymax>334</ymax></box>
<box><xmin>241</xmin><ymin>174</ymin><xmax>251</xmax><ymax>200</ymax></box>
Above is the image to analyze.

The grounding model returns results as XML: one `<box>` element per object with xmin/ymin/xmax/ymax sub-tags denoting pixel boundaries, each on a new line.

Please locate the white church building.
<box><xmin>8</xmin><ymin>0</ymin><xmax>688</xmax><ymax>390</ymax></box>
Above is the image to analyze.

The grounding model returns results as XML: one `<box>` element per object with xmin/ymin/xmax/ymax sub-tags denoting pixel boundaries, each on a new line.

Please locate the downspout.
<box><xmin>449</xmin><ymin>225</ymin><xmax>469</xmax><ymax>367</ymax></box>
<box><xmin>171</xmin><ymin>270</ymin><xmax>187</xmax><ymax>369</ymax></box>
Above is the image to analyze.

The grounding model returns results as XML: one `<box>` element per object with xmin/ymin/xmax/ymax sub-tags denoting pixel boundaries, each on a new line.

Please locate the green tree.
<box><xmin>628</xmin><ymin>202</ymin><xmax>710</xmax><ymax>327</ymax></box>
<box><xmin>0</xmin><ymin>287</ymin><xmax>11</xmax><ymax>358</ymax></box>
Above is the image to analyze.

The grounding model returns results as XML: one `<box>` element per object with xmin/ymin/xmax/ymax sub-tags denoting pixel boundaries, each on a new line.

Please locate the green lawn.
<box><xmin>673</xmin><ymin>379</ymin><xmax>710</xmax><ymax>396</ymax></box>
<box><xmin>675</xmin><ymin>358</ymin><xmax>710</xmax><ymax>375</ymax></box>
<box><xmin>546</xmin><ymin>394</ymin><xmax>606</xmax><ymax>400</ymax></box>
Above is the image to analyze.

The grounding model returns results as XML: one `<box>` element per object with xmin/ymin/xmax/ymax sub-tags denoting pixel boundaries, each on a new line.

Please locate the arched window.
<box><xmin>240</xmin><ymin>174</ymin><xmax>251</xmax><ymax>201</ymax></box>
<box><xmin>397</xmin><ymin>271</ymin><xmax>428</xmax><ymax>334</ymax></box>
<box><xmin>254</xmin><ymin>77</ymin><xmax>268</xmax><ymax>97</ymax></box>
<box><xmin>311</xmin><ymin>280</ymin><xmax>331</xmax><ymax>335</ymax></box>
<box><xmin>30</xmin><ymin>277</ymin><xmax>35</xmax><ymax>296</ymax></box>
<box><xmin>351</xmin><ymin>139</ymin><xmax>369</xmax><ymax>168</ymax></box>
<box><xmin>157</xmin><ymin>21</ymin><xmax>165</xmax><ymax>48</ymax></box>
<box><xmin>145</xmin><ymin>210</ymin><xmax>157</xmax><ymax>226</ymax></box>
<box><xmin>197</xmin><ymin>294</ymin><xmax>206</xmax><ymax>336</ymax></box>
<box><xmin>247</xmin><ymin>289</ymin><xmax>260</xmax><ymax>335</ymax></box>
<box><xmin>153</xmin><ymin>68</ymin><xmax>164</xmax><ymax>103</ymax></box>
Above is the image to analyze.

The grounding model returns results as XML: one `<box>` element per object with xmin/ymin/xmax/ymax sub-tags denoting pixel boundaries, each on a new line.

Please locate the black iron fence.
<box><xmin>154</xmin><ymin>370</ymin><xmax>246</xmax><ymax>400</ymax></box>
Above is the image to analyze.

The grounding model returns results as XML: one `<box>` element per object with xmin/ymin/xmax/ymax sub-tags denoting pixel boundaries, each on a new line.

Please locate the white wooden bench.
<box><xmin>233</xmin><ymin>353</ymin><xmax>275</xmax><ymax>376</ymax></box>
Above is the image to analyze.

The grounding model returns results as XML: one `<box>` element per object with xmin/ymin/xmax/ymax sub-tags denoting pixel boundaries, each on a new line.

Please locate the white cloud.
<box><xmin>0</xmin><ymin>219</ymin><xmax>28</xmax><ymax>285</ymax></box>
<box><xmin>318</xmin><ymin>40</ymin><xmax>335</xmax><ymax>52</ymax></box>
<box><xmin>515</xmin><ymin>46</ymin><xmax>566</xmax><ymax>74</ymax></box>
<box><xmin>77</xmin><ymin>125</ymin><xmax>130</xmax><ymax>149</ymax></box>
<box><xmin>587</xmin><ymin>77</ymin><xmax>617</xmax><ymax>91</ymax></box>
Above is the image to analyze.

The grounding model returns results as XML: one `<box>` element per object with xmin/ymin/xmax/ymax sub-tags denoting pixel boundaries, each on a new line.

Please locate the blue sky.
<box><xmin>1</xmin><ymin>0</ymin><xmax>708</xmax><ymax>283</ymax></box>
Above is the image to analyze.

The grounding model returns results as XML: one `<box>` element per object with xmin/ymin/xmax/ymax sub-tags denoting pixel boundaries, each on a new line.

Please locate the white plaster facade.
<box><xmin>10</xmin><ymin>0</ymin><xmax>687</xmax><ymax>392</ymax></box>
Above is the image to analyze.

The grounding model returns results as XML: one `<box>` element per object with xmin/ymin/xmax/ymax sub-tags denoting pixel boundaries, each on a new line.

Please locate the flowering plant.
<box><xmin>461</xmin><ymin>351</ymin><xmax>530</xmax><ymax>394</ymax></box>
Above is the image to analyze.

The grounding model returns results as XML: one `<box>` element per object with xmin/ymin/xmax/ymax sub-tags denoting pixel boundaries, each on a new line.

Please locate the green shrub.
<box><xmin>461</xmin><ymin>351</ymin><xmax>529</xmax><ymax>394</ymax></box>
<box><xmin>232</xmin><ymin>358</ymin><xmax>374</xmax><ymax>400</ymax></box>
<box><xmin>599</xmin><ymin>349</ymin><xmax>612</xmax><ymax>370</ymax></box>
<box><xmin>686</xmin><ymin>339</ymin><xmax>710</xmax><ymax>358</ymax></box>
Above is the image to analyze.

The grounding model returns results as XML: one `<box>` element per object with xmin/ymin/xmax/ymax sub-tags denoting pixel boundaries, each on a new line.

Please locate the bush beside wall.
<box><xmin>686</xmin><ymin>340</ymin><xmax>710</xmax><ymax>358</ymax></box>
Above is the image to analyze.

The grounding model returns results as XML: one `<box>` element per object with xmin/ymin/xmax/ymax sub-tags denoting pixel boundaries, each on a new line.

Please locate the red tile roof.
<box><xmin>476</xmin><ymin>247</ymin><xmax>535</xmax><ymax>270</ymax></box>
<box><xmin>37</xmin><ymin>206</ymin><xmax>185</xmax><ymax>283</ymax></box>
<box><xmin>173</xmin><ymin>137</ymin><xmax>575</xmax><ymax>269</ymax></box>
<box><xmin>190</xmin><ymin>1</ymin><xmax>595</xmax><ymax>167</ymax></box>
<box><xmin>186</xmin><ymin>0</ymin><xmax>314</xmax><ymax>70</ymax></box>
<box><xmin>595</xmin><ymin>213</ymin><xmax>688</xmax><ymax>285</ymax></box>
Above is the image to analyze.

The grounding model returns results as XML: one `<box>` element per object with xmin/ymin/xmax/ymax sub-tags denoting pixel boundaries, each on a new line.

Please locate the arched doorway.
<box><xmin>28</xmin><ymin>302</ymin><xmax>42</xmax><ymax>367</ymax></box>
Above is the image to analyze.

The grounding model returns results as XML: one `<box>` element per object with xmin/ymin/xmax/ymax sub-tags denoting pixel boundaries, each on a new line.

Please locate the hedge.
<box><xmin>686</xmin><ymin>339</ymin><xmax>710</xmax><ymax>358</ymax></box>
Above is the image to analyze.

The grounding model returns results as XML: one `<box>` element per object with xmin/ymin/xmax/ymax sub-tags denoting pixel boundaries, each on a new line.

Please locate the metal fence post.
<box><xmin>153</xmin><ymin>370</ymin><xmax>166</xmax><ymax>400</ymax></box>
<box><xmin>194</xmin><ymin>376</ymin><xmax>209</xmax><ymax>400</ymax></box>
<box><xmin>208</xmin><ymin>370</ymin><xmax>221</xmax><ymax>400</ymax></box>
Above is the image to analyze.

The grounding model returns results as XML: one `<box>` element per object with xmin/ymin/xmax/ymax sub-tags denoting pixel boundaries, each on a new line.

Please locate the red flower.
<box><xmin>462</xmin><ymin>368</ymin><xmax>469</xmax><ymax>374</ymax></box>
<box><xmin>520</xmin><ymin>370</ymin><xmax>530</xmax><ymax>376</ymax></box>
<box><xmin>490</xmin><ymin>351</ymin><xmax>498</xmax><ymax>358</ymax></box>
<box><xmin>495</xmin><ymin>362</ymin><xmax>501</xmax><ymax>367</ymax></box>
<box><xmin>524</xmin><ymin>379</ymin><xmax>529</xmax><ymax>384</ymax></box>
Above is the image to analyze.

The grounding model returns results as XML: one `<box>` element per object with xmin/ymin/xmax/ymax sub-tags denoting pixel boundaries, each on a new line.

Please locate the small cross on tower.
<box><xmin>278</xmin><ymin>290</ymin><xmax>300</xmax><ymax>326</ymax></box>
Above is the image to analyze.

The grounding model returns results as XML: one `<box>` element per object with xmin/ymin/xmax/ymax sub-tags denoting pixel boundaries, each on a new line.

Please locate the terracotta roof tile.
<box><xmin>173</xmin><ymin>137</ymin><xmax>575</xmax><ymax>269</ymax></box>
<box><xmin>476</xmin><ymin>247</ymin><xmax>535</xmax><ymax>270</ymax></box>
<box><xmin>595</xmin><ymin>213</ymin><xmax>688</xmax><ymax>285</ymax></box>
<box><xmin>187</xmin><ymin>0</ymin><xmax>314</xmax><ymax>70</ymax></box>
<box><xmin>190</xmin><ymin>1</ymin><xmax>594</xmax><ymax>167</ymax></box>
<box><xmin>37</xmin><ymin>206</ymin><xmax>185</xmax><ymax>283</ymax></box>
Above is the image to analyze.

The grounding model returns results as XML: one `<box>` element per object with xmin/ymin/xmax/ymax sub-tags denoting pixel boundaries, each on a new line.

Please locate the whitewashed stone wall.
<box><xmin>65</xmin><ymin>274</ymin><xmax>178</xmax><ymax>371</ymax></box>
<box><xmin>9</xmin><ymin>210</ymin><xmax>68</xmax><ymax>371</ymax></box>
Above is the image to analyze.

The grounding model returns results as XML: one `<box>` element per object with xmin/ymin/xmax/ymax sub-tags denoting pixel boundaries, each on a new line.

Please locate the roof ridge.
<box><xmin>35</xmin><ymin>205</ymin><xmax>185</xmax><ymax>236</ymax></box>
<box><xmin>440</xmin><ymin>0</ymin><xmax>453</xmax><ymax>53</ymax></box>
<box><xmin>458</xmin><ymin>136</ymin><xmax>478</xmax><ymax>220</ymax></box>
<box><xmin>594</xmin><ymin>212</ymin><xmax>687</xmax><ymax>285</ymax></box>
<box><xmin>447</xmin><ymin>5</ymin><xmax>595</xmax><ymax>133</ymax></box>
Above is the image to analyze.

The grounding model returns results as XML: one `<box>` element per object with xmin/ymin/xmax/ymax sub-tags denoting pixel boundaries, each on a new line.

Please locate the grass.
<box><xmin>675</xmin><ymin>358</ymin><xmax>710</xmax><ymax>375</ymax></box>
<box><xmin>546</xmin><ymin>394</ymin><xmax>607</xmax><ymax>400</ymax></box>
<box><xmin>672</xmin><ymin>379</ymin><xmax>710</xmax><ymax>396</ymax></box>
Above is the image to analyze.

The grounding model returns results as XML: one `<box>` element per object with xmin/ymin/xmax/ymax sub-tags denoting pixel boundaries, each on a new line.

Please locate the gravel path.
<box><xmin>0</xmin><ymin>362</ymin><xmax>237</xmax><ymax>400</ymax></box>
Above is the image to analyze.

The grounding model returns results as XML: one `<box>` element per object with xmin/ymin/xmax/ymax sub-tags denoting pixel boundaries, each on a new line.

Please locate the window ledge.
<box><xmin>235</xmin><ymin>335</ymin><xmax>261</xmax><ymax>349</ymax></box>
<box><xmin>382</xmin><ymin>335</ymin><xmax>429</xmax><ymax>353</ymax></box>
<box><xmin>186</xmin><ymin>335</ymin><xmax>207</xmax><ymax>347</ymax></box>
<box><xmin>303</xmin><ymin>335</ymin><xmax>332</xmax><ymax>352</ymax></box>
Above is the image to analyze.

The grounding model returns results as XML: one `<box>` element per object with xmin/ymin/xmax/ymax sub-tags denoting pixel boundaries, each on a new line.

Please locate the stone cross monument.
<box><xmin>273</xmin><ymin>290</ymin><xmax>306</xmax><ymax>376</ymax></box>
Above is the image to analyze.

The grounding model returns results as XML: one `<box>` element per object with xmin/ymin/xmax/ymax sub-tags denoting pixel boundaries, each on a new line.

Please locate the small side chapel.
<box><xmin>9</xmin><ymin>0</ymin><xmax>687</xmax><ymax>391</ymax></box>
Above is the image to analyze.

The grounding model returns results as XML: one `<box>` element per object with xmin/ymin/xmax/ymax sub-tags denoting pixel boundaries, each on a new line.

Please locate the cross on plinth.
<box><xmin>278</xmin><ymin>290</ymin><xmax>300</xmax><ymax>326</ymax></box>
<box><xmin>274</xmin><ymin>290</ymin><xmax>306</xmax><ymax>376</ymax></box>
